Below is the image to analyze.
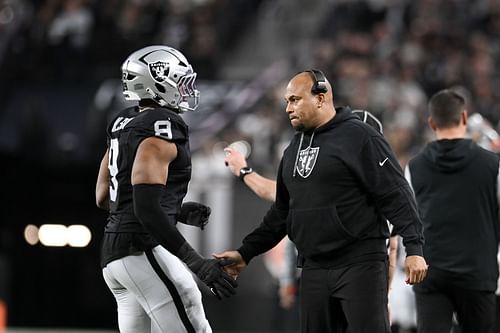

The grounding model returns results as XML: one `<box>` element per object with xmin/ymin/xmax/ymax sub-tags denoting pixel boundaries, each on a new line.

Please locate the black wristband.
<box><xmin>239</xmin><ymin>166</ymin><xmax>253</xmax><ymax>181</ymax></box>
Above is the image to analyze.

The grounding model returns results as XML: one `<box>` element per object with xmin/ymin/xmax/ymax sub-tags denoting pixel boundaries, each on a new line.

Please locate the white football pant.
<box><xmin>103</xmin><ymin>245</ymin><xmax>212</xmax><ymax>333</ymax></box>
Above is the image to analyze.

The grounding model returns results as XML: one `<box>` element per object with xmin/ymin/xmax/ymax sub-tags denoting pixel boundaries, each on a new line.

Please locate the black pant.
<box><xmin>414</xmin><ymin>271</ymin><xmax>496</xmax><ymax>333</ymax></box>
<box><xmin>300</xmin><ymin>260</ymin><xmax>390</xmax><ymax>333</ymax></box>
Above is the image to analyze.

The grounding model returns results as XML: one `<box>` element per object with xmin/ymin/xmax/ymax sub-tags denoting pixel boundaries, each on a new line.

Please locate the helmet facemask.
<box><xmin>176</xmin><ymin>71</ymin><xmax>200</xmax><ymax>112</ymax></box>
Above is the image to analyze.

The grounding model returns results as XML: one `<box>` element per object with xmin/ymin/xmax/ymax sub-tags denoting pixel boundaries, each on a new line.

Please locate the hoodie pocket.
<box><xmin>287</xmin><ymin>206</ymin><xmax>357</xmax><ymax>258</ymax></box>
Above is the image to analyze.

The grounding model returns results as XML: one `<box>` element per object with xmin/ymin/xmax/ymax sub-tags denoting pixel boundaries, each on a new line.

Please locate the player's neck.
<box><xmin>139</xmin><ymin>99</ymin><xmax>160</xmax><ymax>111</ymax></box>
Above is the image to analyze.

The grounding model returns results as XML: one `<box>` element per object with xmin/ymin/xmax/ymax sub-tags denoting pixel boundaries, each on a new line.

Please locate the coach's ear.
<box><xmin>461</xmin><ymin>110</ymin><xmax>468</xmax><ymax>126</ymax></box>
<box><xmin>315</xmin><ymin>92</ymin><xmax>326</xmax><ymax>109</ymax></box>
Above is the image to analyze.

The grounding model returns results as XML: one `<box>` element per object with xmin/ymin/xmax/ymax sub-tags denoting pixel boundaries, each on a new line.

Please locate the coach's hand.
<box><xmin>213</xmin><ymin>250</ymin><xmax>247</xmax><ymax>280</ymax></box>
<box><xmin>177</xmin><ymin>242</ymin><xmax>237</xmax><ymax>299</ymax></box>
<box><xmin>178</xmin><ymin>202</ymin><xmax>211</xmax><ymax>230</ymax></box>
<box><xmin>404</xmin><ymin>255</ymin><xmax>428</xmax><ymax>285</ymax></box>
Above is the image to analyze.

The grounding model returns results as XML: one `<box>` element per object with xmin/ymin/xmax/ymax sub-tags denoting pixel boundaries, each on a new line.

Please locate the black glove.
<box><xmin>176</xmin><ymin>242</ymin><xmax>237</xmax><ymax>299</ymax></box>
<box><xmin>178</xmin><ymin>202</ymin><xmax>211</xmax><ymax>230</ymax></box>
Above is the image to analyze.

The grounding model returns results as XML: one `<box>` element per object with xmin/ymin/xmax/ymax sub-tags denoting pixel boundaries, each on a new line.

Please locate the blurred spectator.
<box><xmin>47</xmin><ymin>0</ymin><xmax>94</xmax><ymax>79</ymax></box>
<box><xmin>3</xmin><ymin>1</ymin><xmax>500</xmax><ymax>331</ymax></box>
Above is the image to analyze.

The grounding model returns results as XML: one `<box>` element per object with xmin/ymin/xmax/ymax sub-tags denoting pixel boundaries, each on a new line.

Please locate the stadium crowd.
<box><xmin>1</xmin><ymin>0</ymin><xmax>500</xmax><ymax>332</ymax></box>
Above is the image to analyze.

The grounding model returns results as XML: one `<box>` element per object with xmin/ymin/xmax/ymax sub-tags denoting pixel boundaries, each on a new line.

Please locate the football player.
<box><xmin>95</xmin><ymin>45</ymin><xmax>236</xmax><ymax>333</ymax></box>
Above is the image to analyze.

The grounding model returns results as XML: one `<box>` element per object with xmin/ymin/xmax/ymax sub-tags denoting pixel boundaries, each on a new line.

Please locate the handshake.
<box><xmin>177</xmin><ymin>201</ymin><xmax>241</xmax><ymax>299</ymax></box>
<box><xmin>177</xmin><ymin>242</ymin><xmax>239</xmax><ymax>300</ymax></box>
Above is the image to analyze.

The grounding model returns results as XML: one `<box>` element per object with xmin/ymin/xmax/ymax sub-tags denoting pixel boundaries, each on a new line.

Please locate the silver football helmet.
<box><xmin>121</xmin><ymin>45</ymin><xmax>200</xmax><ymax>112</ymax></box>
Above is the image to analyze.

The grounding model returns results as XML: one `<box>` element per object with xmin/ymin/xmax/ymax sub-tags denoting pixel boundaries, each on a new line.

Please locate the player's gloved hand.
<box><xmin>177</xmin><ymin>202</ymin><xmax>211</xmax><ymax>230</ymax></box>
<box><xmin>177</xmin><ymin>242</ymin><xmax>238</xmax><ymax>299</ymax></box>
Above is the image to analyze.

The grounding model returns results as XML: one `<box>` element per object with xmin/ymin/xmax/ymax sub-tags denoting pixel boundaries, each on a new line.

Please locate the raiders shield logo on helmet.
<box><xmin>296</xmin><ymin>146</ymin><xmax>320</xmax><ymax>178</ymax></box>
<box><xmin>149</xmin><ymin>61</ymin><xmax>169</xmax><ymax>83</ymax></box>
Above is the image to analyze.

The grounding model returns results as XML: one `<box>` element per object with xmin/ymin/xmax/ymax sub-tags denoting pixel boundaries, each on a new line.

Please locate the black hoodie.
<box><xmin>238</xmin><ymin>107</ymin><xmax>425</xmax><ymax>268</ymax></box>
<box><xmin>407</xmin><ymin>138</ymin><xmax>500</xmax><ymax>291</ymax></box>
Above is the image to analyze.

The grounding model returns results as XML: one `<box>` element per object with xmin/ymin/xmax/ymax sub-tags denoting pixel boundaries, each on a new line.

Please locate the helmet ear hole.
<box><xmin>155</xmin><ymin>83</ymin><xmax>166</xmax><ymax>93</ymax></box>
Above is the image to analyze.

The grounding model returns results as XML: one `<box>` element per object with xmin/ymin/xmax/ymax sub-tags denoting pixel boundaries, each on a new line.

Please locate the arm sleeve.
<box><xmin>237</xmin><ymin>160</ymin><xmax>289</xmax><ymax>264</ymax></box>
<box><xmin>356</xmin><ymin>136</ymin><xmax>424</xmax><ymax>256</ymax></box>
<box><xmin>375</xmin><ymin>184</ymin><xmax>424</xmax><ymax>256</ymax></box>
<box><xmin>133</xmin><ymin>183</ymin><xmax>187</xmax><ymax>255</ymax></box>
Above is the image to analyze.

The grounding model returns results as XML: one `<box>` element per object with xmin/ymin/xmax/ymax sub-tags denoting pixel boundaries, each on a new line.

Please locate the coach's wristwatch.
<box><xmin>239</xmin><ymin>166</ymin><xmax>253</xmax><ymax>181</ymax></box>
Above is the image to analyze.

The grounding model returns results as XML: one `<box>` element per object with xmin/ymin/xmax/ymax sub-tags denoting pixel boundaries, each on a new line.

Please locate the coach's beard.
<box><xmin>295</xmin><ymin>123</ymin><xmax>315</xmax><ymax>132</ymax></box>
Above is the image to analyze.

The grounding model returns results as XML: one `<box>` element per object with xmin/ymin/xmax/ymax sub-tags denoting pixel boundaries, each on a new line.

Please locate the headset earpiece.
<box><xmin>308</xmin><ymin>69</ymin><xmax>328</xmax><ymax>95</ymax></box>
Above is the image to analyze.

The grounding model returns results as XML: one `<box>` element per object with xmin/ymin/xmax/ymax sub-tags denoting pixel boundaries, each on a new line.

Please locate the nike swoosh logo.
<box><xmin>378</xmin><ymin>157</ymin><xmax>389</xmax><ymax>166</ymax></box>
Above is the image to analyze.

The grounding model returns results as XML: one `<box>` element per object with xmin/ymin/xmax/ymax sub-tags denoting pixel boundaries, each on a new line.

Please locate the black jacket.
<box><xmin>238</xmin><ymin>107</ymin><xmax>424</xmax><ymax>268</ymax></box>
<box><xmin>407</xmin><ymin>138</ymin><xmax>500</xmax><ymax>291</ymax></box>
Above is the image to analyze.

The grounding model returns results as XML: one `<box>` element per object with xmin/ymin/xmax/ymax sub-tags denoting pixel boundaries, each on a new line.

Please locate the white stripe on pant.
<box><xmin>102</xmin><ymin>245</ymin><xmax>212</xmax><ymax>333</ymax></box>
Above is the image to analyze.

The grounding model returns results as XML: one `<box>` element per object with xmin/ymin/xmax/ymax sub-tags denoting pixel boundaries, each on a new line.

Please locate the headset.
<box><xmin>307</xmin><ymin>69</ymin><xmax>328</xmax><ymax>95</ymax></box>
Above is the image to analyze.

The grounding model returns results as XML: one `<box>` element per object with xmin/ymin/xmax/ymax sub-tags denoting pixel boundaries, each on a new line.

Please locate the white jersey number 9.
<box><xmin>108</xmin><ymin>138</ymin><xmax>119</xmax><ymax>202</ymax></box>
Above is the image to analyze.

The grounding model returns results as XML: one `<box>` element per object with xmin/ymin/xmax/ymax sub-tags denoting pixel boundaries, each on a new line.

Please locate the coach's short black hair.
<box><xmin>428</xmin><ymin>89</ymin><xmax>465</xmax><ymax>128</ymax></box>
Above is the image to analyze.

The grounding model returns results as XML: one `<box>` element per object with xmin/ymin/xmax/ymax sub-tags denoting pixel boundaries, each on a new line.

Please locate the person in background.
<box><xmin>95</xmin><ymin>45</ymin><xmax>236</xmax><ymax>333</ymax></box>
<box><xmin>216</xmin><ymin>69</ymin><xmax>427</xmax><ymax>333</ymax></box>
<box><xmin>405</xmin><ymin>89</ymin><xmax>500</xmax><ymax>333</ymax></box>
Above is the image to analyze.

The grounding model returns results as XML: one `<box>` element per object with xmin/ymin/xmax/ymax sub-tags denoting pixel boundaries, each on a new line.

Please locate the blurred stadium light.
<box><xmin>25</xmin><ymin>225</ymin><xmax>91</xmax><ymax>248</ymax></box>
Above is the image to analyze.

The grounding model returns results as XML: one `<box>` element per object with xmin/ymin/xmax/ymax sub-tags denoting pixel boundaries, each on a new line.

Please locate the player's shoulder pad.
<box><xmin>107</xmin><ymin>106</ymin><xmax>137</xmax><ymax>136</ymax></box>
<box><xmin>137</xmin><ymin>107</ymin><xmax>189</xmax><ymax>142</ymax></box>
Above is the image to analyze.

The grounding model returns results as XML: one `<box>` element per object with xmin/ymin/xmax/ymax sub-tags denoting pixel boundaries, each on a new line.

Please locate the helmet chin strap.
<box><xmin>145</xmin><ymin>86</ymin><xmax>193</xmax><ymax>113</ymax></box>
<box><xmin>146</xmin><ymin>88</ymin><xmax>168</xmax><ymax>107</ymax></box>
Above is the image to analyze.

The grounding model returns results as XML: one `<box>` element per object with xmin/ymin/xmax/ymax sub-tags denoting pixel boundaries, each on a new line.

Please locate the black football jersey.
<box><xmin>101</xmin><ymin>106</ymin><xmax>192</xmax><ymax>267</ymax></box>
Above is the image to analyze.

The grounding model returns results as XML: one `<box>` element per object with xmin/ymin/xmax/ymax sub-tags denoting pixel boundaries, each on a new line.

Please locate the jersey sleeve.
<box><xmin>137</xmin><ymin>109</ymin><xmax>188</xmax><ymax>143</ymax></box>
<box><xmin>106</xmin><ymin>107</ymin><xmax>134</xmax><ymax>139</ymax></box>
